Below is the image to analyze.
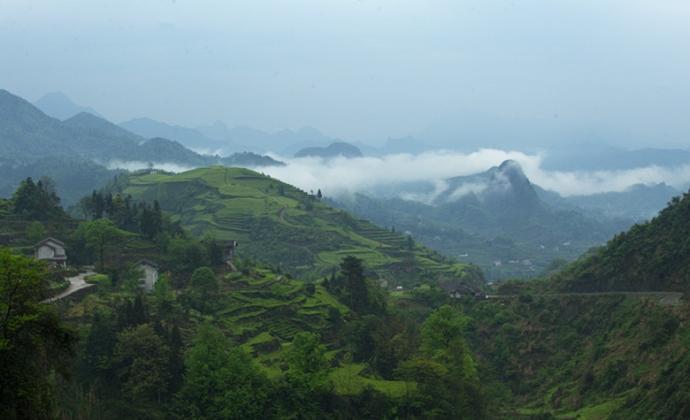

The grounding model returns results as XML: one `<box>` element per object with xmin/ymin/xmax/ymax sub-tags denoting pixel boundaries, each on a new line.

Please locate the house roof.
<box><xmin>134</xmin><ymin>259</ymin><xmax>159</xmax><ymax>269</ymax></box>
<box><xmin>34</xmin><ymin>237</ymin><xmax>66</xmax><ymax>249</ymax></box>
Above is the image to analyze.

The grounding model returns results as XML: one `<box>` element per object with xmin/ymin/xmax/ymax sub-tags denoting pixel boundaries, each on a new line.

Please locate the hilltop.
<box><xmin>112</xmin><ymin>166</ymin><xmax>482</xmax><ymax>288</ymax></box>
<box><xmin>34</xmin><ymin>92</ymin><xmax>102</xmax><ymax>120</ymax></box>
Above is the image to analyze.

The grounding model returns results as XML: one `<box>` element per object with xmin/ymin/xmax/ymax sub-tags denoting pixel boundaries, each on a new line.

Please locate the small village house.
<box><xmin>223</xmin><ymin>240</ymin><xmax>239</xmax><ymax>271</ymax></box>
<box><xmin>34</xmin><ymin>237</ymin><xmax>67</xmax><ymax>267</ymax></box>
<box><xmin>135</xmin><ymin>259</ymin><xmax>159</xmax><ymax>291</ymax></box>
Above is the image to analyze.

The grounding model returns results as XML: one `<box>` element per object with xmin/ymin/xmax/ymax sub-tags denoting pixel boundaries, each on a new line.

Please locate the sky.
<box><xmin>1</xmin><ymin>0</ymin><xmax>690</xmax><ymax>148</ymax></box>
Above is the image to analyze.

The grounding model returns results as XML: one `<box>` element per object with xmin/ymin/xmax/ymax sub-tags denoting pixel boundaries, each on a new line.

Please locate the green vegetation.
<box><xmin>554</xmin><ymin>189</ymin><xmax>690</xmax><ymax>293</ymax></box>
<box><xmin>0</xmin><ymin>249</ymin><xmax>77</xmax><ymax>419</ymax></box>
<box><xmin>4</xmin><ymin>168</ymin><xmax>690</xmax><ymax>418</ymax></box>
<box><xmin>465</xmin><ymin>295</ymin><xmax>690</xmax><ymax>419</ymax></box>
<box><xmin>110</xmin><ymin>166</ymin><xmax>482</xmax><ymax>287</ymax></box>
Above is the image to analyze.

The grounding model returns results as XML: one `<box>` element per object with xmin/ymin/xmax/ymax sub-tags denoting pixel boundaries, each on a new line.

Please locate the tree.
<box><xmin>84</xmin><ymin>219</ymin><xmax>123</xmax><ymax>271</ymax></box>
<box><xmin>121</xmin><ymin>265</ymin><xmax>145</xmax><ymax>294</ymax></box>
<box><xmin>406</xmin><ymin>234</ymin><xmax>415</xmax><ymax>251</ymax></box>
<box><xmin>396</xmin><ymin>305</ymin><xmax>485</xmax><ymax>418</ymax></box>
<box><xmin>26</xmin><ymin>221</ymin><xmax>46</xmax><ymax>243</ymax></box>
<box><xmin>152</xmin><ymin>273</ymin><xmax>175</xmax><ymax>318</ymax></box>
<box><xmin>285</xmin><ymin>332</ymin><xmax>330</xmax><ymax>378</ymax></box>
<box><xmin>340</xmin><ymin>256</ymin><xmax>369</xmax><ymax>312</ymax></box>
<box><xmin>176</xmin><ymin>324</ymin><xmax>270</xmax><ymax>419</ymax></box>
<box><xmin>82</xmin><ymin>311</ymin><xmax>118</xmax><ymax>384</ymax></box>
<box><xmin>168</xmin><ymin>238</ymin><xmax>209</xmax><ymax>278</ymax></box>
<box><xmin>275</xmin><ymin>332</ymin><xmax>332</xmax><ymax>417</ymax></box>
<box><xmin>114</xmin><ymin>323</ymin><xmax>171</xmax><ymax>403</ymax></box>
<box><xmin>189</xmin><ymin>267</ymin><xmax>218</xmax><ymax>312</ymax></box>
<box><xmin>11</xmin><ymin>177</ymin><xmax>65</xmax><ymax>220</ymax></box>
<box><xmin>0</xmin><ymin>248</ymin><xmax>77</xmax><ymax>419</ymax></box>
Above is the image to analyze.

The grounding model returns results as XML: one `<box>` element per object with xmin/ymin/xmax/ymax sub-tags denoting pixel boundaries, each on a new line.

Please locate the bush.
<box><xmin>85</xmin><ymin>273</ymin><xmax>111</xmax><ymax>286</ymax></box>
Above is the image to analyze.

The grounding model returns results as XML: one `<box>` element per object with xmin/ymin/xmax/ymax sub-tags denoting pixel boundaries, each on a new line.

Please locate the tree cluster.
<box><xmin>11</xmin><ymin>177</ymin><xmax>66</xmax><ymax>220</ymax></box>
<box><xmin>80</xmin><ymin>191</ymin><xmax>164</xmax><ymax>239</ymax></box>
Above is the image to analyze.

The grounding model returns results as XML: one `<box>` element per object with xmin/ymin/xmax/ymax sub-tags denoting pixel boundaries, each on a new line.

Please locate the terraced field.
<box><xmin>119</xmin><ymin>167</ymin><xmax>483</xmax><ymax>287</ymax></box>
<box><xmin>214</xmin><ymin>267</ymin><xmax>411</xmax><ymax>395</ymax></box>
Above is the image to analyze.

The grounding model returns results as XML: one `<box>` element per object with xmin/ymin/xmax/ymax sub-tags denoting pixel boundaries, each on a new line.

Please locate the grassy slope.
<box><xmin>119</xmin><ymin>167</ymin><xmax>482</xmax><ymax>287</ymax></box>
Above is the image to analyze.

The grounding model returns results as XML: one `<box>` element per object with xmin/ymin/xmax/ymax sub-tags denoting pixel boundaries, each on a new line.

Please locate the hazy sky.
<box><xmin>2</xmin><ymin>0</ymin><xmax>690</xmax><ymax>147</ymax></box>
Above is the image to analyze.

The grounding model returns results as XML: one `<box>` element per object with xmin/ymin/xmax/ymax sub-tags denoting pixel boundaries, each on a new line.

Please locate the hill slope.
<box><xmin>554</xmin><ymin>189</ymin><xmax>690</xmax><ymax>293</ymax></box>
<box><xmin>115</xmin><ymin>166</ymin><xmax>482</xmax><ymax>287</ymax></box>
<box><xmin>334</xmin><ymin>160</ymin><xmax>630</xmax><ymax>280</ymax></box>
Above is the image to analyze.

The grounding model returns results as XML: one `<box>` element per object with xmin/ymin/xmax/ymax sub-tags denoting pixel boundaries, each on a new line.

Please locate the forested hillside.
<box><xmin>553</xmin><ymin>189</ymin><xmax>690</xmax><ymax>293</ymax></box>
<box><xmin>1</xmin><ymin>177</ymin><xmax>487</xmax><ymax>419</ymax></box>
<box><xmin>466</xmin><ymin>293</ymin><xmax>690</xmax><ymax>418</ymax></box>
<box><xmin>3</xmin><ymin>168</ymin><xmax>690</xmax><ymax>419</ymax></box>
<box><xmin>105</xmin><ymin>166</ymin><xmax>483</xmax><ymax>288</ymax></box>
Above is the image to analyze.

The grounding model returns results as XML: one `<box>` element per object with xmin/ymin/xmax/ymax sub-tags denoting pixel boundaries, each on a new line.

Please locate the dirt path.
<box><xmin>486</xmin><ymin>291</ymin><xmax>683</xmax><ymax>306</ymax></box>
<box><xmin>43</xmin><ymin>270</ymin><xmax>96</xmax><ymax>303</ymax></box>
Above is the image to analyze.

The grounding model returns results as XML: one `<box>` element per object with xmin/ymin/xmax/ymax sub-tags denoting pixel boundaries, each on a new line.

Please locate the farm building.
<box><xmin>34</xmin><ymin>237</ymin><xmax>67</xmax><ymax>267</ymax></box>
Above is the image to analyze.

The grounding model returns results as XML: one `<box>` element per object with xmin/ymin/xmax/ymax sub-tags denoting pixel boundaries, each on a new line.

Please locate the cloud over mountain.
<box><xmin>258</xmin><ymin>150</ymin><xmax>690</xmax><ymax>199</ymax></box>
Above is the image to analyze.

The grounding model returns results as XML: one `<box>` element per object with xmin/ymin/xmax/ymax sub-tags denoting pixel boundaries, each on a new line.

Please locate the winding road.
<box><xmin>486</xmin><ymin>291</ymin><xmax>684</xmax><ymax>306</ymax></box>
<box><xmin>42</xmin><ymin>270</ymin><xmax>96</xmax><ymax>303</ymax></box>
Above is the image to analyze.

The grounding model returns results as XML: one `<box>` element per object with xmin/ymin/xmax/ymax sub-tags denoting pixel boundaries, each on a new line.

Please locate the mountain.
<box><xmin>553</xmin><ymin>188</ymin><xmax>690</xmax><ymax>293</ymax></box>
<box><xmin>333</xmin><ymin>160</ymin><xmax>631</xmax><ymax>280</ymax></box>
<box><xmin>1</xmin><ymin>90</ymin><xmax>198</xmax><ymax>165</ymax></box>
<box><xmin>33</xmin><ymin>92</ymin><xmax>102</xmax><ymax>121</ymax></box>
<box><xmin>113</xmin><ymin>166</ymin><xmax>482</xmax><ymax>287</ymax></box>
<box><xmin>435</xmin><ymin>160</ymin><xmax>542</xmax><ymax>218</ymax></box>
<box><xmin>197</xmin><ymin>123</ymin><xmax>337</xmax><ymax>155</ymax></box>
<box><xmin>0</xmin><ymin>89</ymin><xmax>284</xmax><ymax>205</ymax></box>
<box><xmin>120</xmin><ymin>117</ymin><xmax>233</xmax><ymax>153</ymax></box>
<box><xmin>463</xmin><ymin>186</ymin><xmax>690</xmax><ymax>416</ymax></box>
<box><xmin>565</xmin><ymin>183</ymin><xmax>680</xmax><ymax>221</ymax></box>
<box><xmin>294</xmin><ymin>142</ymin><xmax>363</xmax><ymax>158</ymax></box>
<box><xmin>0</xmin><ymin>89</ymin><xmax>74</xmax><ymax>163</ymax></box>
<box><xmin>541</xmin><ymin>142</ymin><xmax>690</xmax><ymax>171</ymax></box>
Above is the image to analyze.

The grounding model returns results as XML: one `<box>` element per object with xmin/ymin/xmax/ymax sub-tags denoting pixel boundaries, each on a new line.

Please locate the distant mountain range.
<box><xmin>538</xmin><ymin>182</ymin><xmax>681</xmax><ymax>221</ymax></box>
<box><xmin>30</xmin><ymin>92</ymin><xmax>690</xmax><ymax>172</ymax></box>
<box><xmin>34</xmin><ymin>92</ymin><xmax>102</xmax><ymax>120</ymax></box>
<box><xmin>121</xmin><ymin>117</ymin><xmax>341</xmax><ymax>156</ymax></box>
<box><xmin>294</xmin><ymin>142</ymin><xmax>363</xmax><ymax>159</ymax></box>
<box><xmin>333</xmin><ymin>160</ymin><xmax>636</xmax><ymax>280</ymax></box>
<box><xmin>120</xmin><ymin>117</ymin><xmax>232</xmax><ymax>154</ymax></box>
<box><xmin>0</xmin><ymin>89</ymin><xmax>283</xmax><ymax>204</ymax></box>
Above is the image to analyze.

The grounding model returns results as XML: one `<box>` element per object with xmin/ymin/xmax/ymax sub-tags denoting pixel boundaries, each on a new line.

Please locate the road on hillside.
<box><xmin>486</xmin><ymin>291</ymin><xmax>683</xmax><ymax>306</ymax></box>
<box><xmin>42</xmin><ymin>270</ymin><xmax>96</xmax><ymax>303</ymax></box>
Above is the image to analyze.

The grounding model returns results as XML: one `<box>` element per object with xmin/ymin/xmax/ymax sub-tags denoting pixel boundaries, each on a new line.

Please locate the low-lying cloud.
<box><xmin>104</xmin><ymin>150</ymin><xmax>690</xmax><ymax>201</ymax></box>
<box><xmin>256</xmin><ymin>149</ymin><xmax>690</xmax><ymax>199</ymax></box>
<box><xmin>106</xmin><ymin>160</ymin><xmax>194</xmax><ymax>174</ymax></box>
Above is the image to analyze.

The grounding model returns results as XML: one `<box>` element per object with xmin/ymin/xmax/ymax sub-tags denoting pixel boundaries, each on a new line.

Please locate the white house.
<box><xmin>135</xmin><ymin>259</ymin><xmax>159</xmax><ymax>291</ymax></box>
<box><xmin>34</xmin><ymin>237</ymin><xmax>67</xmax><ymax>267</ymax></box>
